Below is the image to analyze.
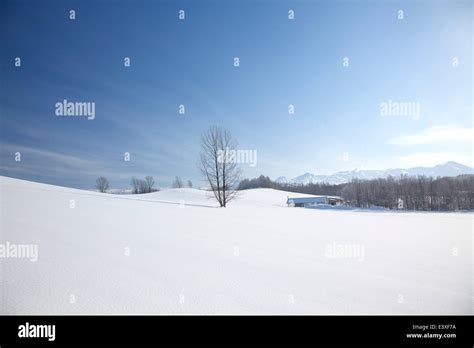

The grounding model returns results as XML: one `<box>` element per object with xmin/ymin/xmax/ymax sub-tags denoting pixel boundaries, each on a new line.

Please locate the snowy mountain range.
<box><xmin>275</xmin><ymin>161</ymin><xmax>474</xmax><ymax>185</ymax></box>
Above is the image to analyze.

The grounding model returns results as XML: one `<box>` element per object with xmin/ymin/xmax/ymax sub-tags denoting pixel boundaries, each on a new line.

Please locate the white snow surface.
<box><xmin>1</xmin><ymin>176</ymin><xmax>472</xmax><ymax>314</ymax></box>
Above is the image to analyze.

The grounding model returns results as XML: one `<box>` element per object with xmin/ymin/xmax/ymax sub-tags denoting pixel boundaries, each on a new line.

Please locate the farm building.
<box><xmin>286</xmin><ymin>196</ymin><xmax>344</xmax><ymax>207</ymax></box>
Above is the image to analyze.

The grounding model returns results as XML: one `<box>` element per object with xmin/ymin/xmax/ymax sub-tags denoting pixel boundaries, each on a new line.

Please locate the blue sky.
<box><xmin>1</xmin><ymin>0</ymin><xmax>472</xmax><ymax>189</ymax></box>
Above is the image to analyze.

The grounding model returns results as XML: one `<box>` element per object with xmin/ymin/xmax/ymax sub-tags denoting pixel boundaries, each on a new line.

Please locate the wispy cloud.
<box><xmin>1</xmin><ymin>144</ymin><xmax>94</xmax><ymax>167</ymax></box>
<box><xmin>388</xmin><ymin>125</ymin><xmax>474</xmax><ymax>146</ymax></box>
<box><xmin>0</xmin><ymin>144</ymin><xmax>147</xmax><ymax>185</ymax></box>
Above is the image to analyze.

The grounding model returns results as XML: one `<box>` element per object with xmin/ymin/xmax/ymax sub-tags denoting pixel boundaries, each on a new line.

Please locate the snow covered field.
<box><xmin>0</xmin><ymin>176</ymin><xmax>472</xmax><ymax>314</ymax></box>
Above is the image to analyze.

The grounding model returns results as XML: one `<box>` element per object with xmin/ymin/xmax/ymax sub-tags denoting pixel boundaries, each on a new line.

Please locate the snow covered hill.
<box><xmin>0</xmin><ymin>176</ymin><xmax>472</xmax><ymax>314</ymax></box>
<box><xmin>286</xmin><ymin>161</ymin><xmax>473</xmax><ymax>185</ymax></box>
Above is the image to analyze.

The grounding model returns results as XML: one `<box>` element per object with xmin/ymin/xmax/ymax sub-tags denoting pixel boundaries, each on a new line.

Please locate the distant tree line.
<box><xmin>96</xmin><ymin>175</ymin><xmax>197</xmax><ymax>194</ymax></box>
<box><xmin>238</xmin><ymin>174</ymin><xmax>474</xmax><ymax>211</ymax></box>
<box><xmin>131</xmin><ymin>176</ymin><xmax>157</xmax><ymax>194</ymax></box>
<box><xmin>340</xmin><ymin>175</ymin><xmax>474</xmax><ymax>210</ymax></box>
<box><xmin>171</xmin><ymin>176</ymin><xmax>193</xmax><ymax>188</ymax></box>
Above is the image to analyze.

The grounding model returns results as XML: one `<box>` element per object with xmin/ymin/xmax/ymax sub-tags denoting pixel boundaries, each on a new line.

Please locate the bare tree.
<box><xmin>131</xmin><ymin>177</ymin><xmax>140</xmax><ymax>194</ymax></box>
<box><xmin>187</xmin><ymin>180</ymin><xmax>193</xmax><ymax>188</ymax></box>
<box><xmin>138</xmin><ymin>179</ymin><xmax>148</xmax><ymax>194</ymax></box>
<box><xmin>172</xmin><ymin>176</ymin><xmax>183</xmax><ymax>188</ymax></box>
<box><xmin>199</xmin><ymin>126</ymin><xmax>241</xmax><ymax>207</ymax></box>
<box><xmin>95</xmin><ymin>176</ymin><xmax>109</xmax><ymax>193</ymax></box>
<box><xmin>145</xmin><ymin>176</ymin><xmax>155</xmax><ymax>193</ymax></box>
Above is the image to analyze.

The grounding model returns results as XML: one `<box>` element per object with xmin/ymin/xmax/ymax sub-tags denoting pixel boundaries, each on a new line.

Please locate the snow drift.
<box><xmin>0</xmin><ymin>176</ymin><xmax>472</xmax><ymax>314</ymax></box>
